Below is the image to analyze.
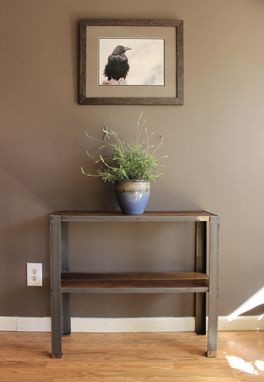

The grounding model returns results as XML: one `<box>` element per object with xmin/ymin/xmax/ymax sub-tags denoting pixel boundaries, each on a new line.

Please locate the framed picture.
<box><xmin>78</xmin><ymin>19</ymin><xmax>183</xmax><ymax>105</ymax></box>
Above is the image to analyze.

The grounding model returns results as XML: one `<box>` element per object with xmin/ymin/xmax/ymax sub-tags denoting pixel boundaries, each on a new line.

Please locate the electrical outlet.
<box><xmin>27</xmin><ymin>263</ymin><xmax>43</xmax><ymax>286</ymax></box>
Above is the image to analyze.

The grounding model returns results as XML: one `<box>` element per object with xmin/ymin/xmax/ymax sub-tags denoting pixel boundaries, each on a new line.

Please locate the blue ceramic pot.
<box><xmin>115</xmin><ymin>180</ymin><xmax>150</xmax><ymax>215</ymax></box>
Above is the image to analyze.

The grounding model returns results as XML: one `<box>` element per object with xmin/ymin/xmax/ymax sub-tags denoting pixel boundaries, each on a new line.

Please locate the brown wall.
<box><xmin>0</xmin><ymin>0</ymin><xmax>264</xmax><ymax>318</ymax></box>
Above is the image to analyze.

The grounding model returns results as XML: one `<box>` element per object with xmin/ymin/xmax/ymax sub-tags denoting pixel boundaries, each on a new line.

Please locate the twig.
<box><xmin>81</xmin><ymin>166</ymin><xmax>100</xmax><ymax>177</ymax></box>
<box><xmin>152</xmin><ymin>136</ymin><xmax>164</xmax><ymax>154</ymax></box>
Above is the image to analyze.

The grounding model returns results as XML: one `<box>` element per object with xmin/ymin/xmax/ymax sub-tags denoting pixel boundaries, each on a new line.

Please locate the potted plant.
<box><xmin>81</xmin><ymin>114</ymin><xmax>166</xmax><ymax>215</ymax></box>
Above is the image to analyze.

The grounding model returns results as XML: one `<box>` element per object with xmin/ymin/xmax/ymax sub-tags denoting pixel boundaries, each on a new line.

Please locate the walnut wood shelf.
<box><xmin>50</xmin><ymin>210</ymin><xmax>220</xmax><ymax>359</ymax></box>
<box><xmin>61</xmin><ymin>272</ymin><xmax>209</xmax><ymax>293</ymax></box>
<box><xmin>51</xmin><ymin>210</ymin><xmax>216</xmax><ymax>222</ymax></box>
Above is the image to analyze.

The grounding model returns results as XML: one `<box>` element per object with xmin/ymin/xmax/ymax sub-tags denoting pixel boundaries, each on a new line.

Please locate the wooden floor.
<box><xmin>0</xmin><ymin>331</ymin><xmax>263</xmax><ymax>381</ymax></box>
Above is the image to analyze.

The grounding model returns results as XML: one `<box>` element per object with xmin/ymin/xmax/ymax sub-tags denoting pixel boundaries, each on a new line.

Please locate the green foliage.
<box><xmin>81</xmin><ymin>114</ymin><xmax>166</xmax><ymax>184</ymax></box>
<box><xmin>97</xmin><ymin>143</ymin><xmax>159</xmax><ymax>183</ymax></box>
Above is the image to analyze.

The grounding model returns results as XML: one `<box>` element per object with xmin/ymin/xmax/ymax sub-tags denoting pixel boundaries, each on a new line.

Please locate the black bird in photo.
<box><xmin>104</xmin><ymin>45</ymin><xmax>131</xmax><ymax>82</ymax></box>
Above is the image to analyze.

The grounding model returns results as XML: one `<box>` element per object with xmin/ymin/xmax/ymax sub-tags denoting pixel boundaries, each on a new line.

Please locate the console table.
<box><xmin>50</xmin><ymin>211</ymin><xmax>219</xmax><ymax>358</ymax></box>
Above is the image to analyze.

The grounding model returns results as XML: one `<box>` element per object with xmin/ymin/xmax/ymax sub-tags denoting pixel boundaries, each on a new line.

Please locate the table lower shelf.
<box><xmin>61</xmin><ymin>272</ymin><xmax>209</xmax><ymax>293</ymax></box>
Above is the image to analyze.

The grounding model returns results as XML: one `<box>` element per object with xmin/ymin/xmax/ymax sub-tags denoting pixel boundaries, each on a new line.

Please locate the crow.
<box><xmin>104</xmin><ymin>45</ymin><xmax>131</xmax><ymax>82</ymax></box>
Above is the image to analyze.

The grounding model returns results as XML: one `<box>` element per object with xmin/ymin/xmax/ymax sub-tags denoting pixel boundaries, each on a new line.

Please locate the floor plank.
<box><xmin>0</xmin><ymin>331</ymin><xmax>263</xmax><ymax>381</ymax></box>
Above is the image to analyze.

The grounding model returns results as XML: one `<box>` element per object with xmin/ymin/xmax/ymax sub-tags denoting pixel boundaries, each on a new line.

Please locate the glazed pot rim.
<box><xmin>115</xmin><ymin>179</ymin><xmax>150</xmax><ymax>184</ymax></box>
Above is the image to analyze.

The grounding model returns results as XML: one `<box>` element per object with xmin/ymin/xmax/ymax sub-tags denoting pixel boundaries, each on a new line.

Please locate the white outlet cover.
<box><xmin>27</xmin><ymin>263</ymin><xmax>43</xmax><ymax>287</ymax></box>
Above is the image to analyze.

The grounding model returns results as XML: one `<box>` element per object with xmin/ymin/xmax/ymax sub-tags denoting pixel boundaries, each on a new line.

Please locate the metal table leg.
<box><xmin>206</xmin><ymin>216</ymin><xmax>220</xmax><ymax>357</ymax></box>
<box><xmin>195</xmin><ymin>221</ymin><xmax>206</xmax><ymax>335</ymax></box>
<box><xmin>62</xmin><ymin>221</ymin><xmax>71</xmax><ymax>336</ymax></box>
<box><xmin>50</xmin><ymin>215</ymin><xmax>63</xmax><ymax>358</ymax></box>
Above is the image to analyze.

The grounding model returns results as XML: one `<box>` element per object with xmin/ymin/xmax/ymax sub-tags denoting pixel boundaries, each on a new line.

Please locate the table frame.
<box><xmin>50</xmin><ymin>211</ymin><xmax>219</xmax><ymax>358</ymax></box>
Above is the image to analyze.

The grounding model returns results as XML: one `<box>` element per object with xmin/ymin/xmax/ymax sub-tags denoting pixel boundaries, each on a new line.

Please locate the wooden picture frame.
<box><xmin>78</xmin><ymin>19</ymin><xmax>184</xmax><ymax>105</ymax></box>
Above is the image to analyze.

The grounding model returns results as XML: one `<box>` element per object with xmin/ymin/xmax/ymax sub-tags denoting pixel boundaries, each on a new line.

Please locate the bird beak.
<box><xmin>124</xmin><ymin>47</ymin><xmax>131</xmax><ymax>51</ymax></box>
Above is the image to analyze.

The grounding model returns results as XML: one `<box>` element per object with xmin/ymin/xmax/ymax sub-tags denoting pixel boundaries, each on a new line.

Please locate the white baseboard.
<box><xmin>0</xmin><ymin>316</ymin><xmax>51</xmax><ymax>332</ymax></box>
<box><xmin>219</xmin><ymin>316</ymin><xmax>264</xmax><ymax>331</ymax></box>
<box><xmin>0</xmin><ymin>316</ymin><xmax>263</xmax><ymax>332</ymax></box>
<box><xmin>71</xmin><ymin>317</ymin><xmax>195</xmax><ymax>332</ymax></box>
